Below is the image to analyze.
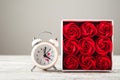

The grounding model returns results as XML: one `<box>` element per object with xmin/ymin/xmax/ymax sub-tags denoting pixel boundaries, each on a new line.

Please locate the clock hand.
<box><xmin>43</xmin><ymin>47</ymin><xmax>49</xmax><ymax>57</ymax></box>
<box><xmin>45</xmin><ymin>55</ymin><xmax>51</xmax><ymax>60</ymax></box>
<box><xmin>44</xmin><ymin>53</ymin><xmax>51</xmax><ymax>59</ymax></box>
<box><xmin>43</xmin><ymin>47</ymin><xmax>52</xmax><ymax>60</ymax></box>
<box><xmin>43</xmin><ymin>47</ymin><xmax>47</xmax><ymax>57</ymax></box>
<box><xmin>44</xmin><ymin>47</ymin><xmax>46</xmax><ymax>55</ymax></box>
<box><xmin>46</xmin><ymin>49</ymin><xmax>51</xmax><ymax>54</ymax></box>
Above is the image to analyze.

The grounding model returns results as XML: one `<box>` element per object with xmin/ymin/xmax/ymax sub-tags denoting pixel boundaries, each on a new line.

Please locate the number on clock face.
<box><xmin>35</xmin><ymin>45</ymin><xmax>55</xmax><ymax>65</ymax></box>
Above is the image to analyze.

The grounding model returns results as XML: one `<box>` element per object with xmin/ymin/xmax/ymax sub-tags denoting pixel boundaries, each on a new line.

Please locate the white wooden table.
<box><xmin>0</xmin><ymin>55</ymin><xmax>120</xmax><ymax>80</ymax></box>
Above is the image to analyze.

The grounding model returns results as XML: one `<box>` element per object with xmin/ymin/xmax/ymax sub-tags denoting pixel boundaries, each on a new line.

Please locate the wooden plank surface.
<box><xmin>0</xmin><ymin>55</ymin><xmax>120</xmax><ymax>80</ymax></box>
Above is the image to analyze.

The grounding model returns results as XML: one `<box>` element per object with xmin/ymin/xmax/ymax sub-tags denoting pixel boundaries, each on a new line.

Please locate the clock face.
<box><xmin>31</xmin><ymin>42</ymin><xmax>58</xmax><ymax>69</ymax></box>
<box><xmin>35</xmin><ymin>45</ymin><xmax>55</xmax><ymax>65</ymax></box>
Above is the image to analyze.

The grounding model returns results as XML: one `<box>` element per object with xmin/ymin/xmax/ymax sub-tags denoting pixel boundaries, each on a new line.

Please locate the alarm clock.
<box><xmin>31</xmin><ymin>31</ymin><xmax>59</xmax><ymax>71</ymax></box>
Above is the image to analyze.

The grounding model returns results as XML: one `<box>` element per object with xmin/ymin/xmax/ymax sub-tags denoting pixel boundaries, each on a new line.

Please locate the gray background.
<box><xmin>0</xmin><ymin>0</ymin><xmax>120</xmax><ymax>55</ymax></box>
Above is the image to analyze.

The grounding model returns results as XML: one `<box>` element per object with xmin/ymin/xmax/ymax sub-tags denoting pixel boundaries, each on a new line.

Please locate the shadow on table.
<box><xmin>43</xmin><ymin>69</ymin><xmax>120</xmax><ymax>73</ymax></box>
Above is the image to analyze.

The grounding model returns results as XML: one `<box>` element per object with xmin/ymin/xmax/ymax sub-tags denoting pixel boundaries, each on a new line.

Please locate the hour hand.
<box><xmin>46</xmin><ymin>55</ymin><xmax>51</xmax><ymax>60</ymax></box>
<box><xmin>44</xmin><ymin>54</ymin><xmax>51</xmax><ymax>60</ymax></box>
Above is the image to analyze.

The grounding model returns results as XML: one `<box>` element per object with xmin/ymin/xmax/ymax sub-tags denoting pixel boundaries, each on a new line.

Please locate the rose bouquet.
<box><xmin>62</xmin><ymin>20</ymin><xmax>113</xmax><ymax>70</ymax></box>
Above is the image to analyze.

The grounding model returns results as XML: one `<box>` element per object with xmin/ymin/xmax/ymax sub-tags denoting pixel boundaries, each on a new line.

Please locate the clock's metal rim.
<box><xmin>31</xmin><ymin>41</ymin><xmax>58</xmax><ymax>69</ymax></box>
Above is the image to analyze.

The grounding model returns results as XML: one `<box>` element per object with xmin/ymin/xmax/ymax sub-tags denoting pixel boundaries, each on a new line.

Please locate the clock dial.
<box><xmin>31</xmin><ymin>41</ymin><xmax>58</xmax><ymax>69</ymax></box>
<box><xmin>34</xmin><ymin>44</ymin><xmax>55</xmax><ymax>66</ymax></box>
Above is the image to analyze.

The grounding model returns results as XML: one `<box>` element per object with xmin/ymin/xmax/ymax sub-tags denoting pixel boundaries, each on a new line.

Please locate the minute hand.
<box><xmin>44</xmin><ymin>47</ymin><xmax>46</xmax><ymax>54</ymax></box>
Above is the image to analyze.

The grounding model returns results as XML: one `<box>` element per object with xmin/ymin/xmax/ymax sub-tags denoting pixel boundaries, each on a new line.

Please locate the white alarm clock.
<box><xmin>31</xmin><ymin>31</ymin><xmax>59</xmax><ymax>71</ymax></box>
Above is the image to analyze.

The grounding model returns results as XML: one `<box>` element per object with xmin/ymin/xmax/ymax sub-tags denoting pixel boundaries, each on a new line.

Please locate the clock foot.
<box><xmin>53</xmin><ymin>65</ymin><xmax>57</xmax><ymax>71</ymax></box>
<box><xmin>31</xmin><ymin>65</ymin><xmax>36</xmax><ymax>72</ymax></box>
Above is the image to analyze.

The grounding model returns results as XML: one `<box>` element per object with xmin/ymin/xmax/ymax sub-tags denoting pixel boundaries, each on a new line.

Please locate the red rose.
<box><xmin>97</xmin><ymin>22</ymin><xmax>112</xmax><ymax>37</ymax></box>
<box><xmin>63</xmin><ymin>23</ymin><xmax>81</xmax><ymax>39</ymax></box>
<box><xmin>79</xmin><ymin>37</ymin><xmax>95</xmax><ymax>55</ymax></box>
<box><xmin>64</xmin><ymin>55</ymin><xmax>79</xmax><ymax>69</ymax></box>
<box><xmin>96</xmin><ymin>55</ymin><xmax>111</xmax><ymax>70</ymax></box>
<box><xmin>81</xmin><ymin>22</ymin><xmax>97</xmax><ymax>37</ymax></box>
<box><xmin>79</xmin><ymin>55</ymin><xmax>96</xmax><ymax>70</ymax></box>
<box><xmin>96</xmin><ymin>36</ymin><xmax>112</xmax><ymax>55</ymax></box>
<box><xmin>63</xmin><ymin>39</ymin><xmax>79</xmax><ymax>55</ymax></box>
